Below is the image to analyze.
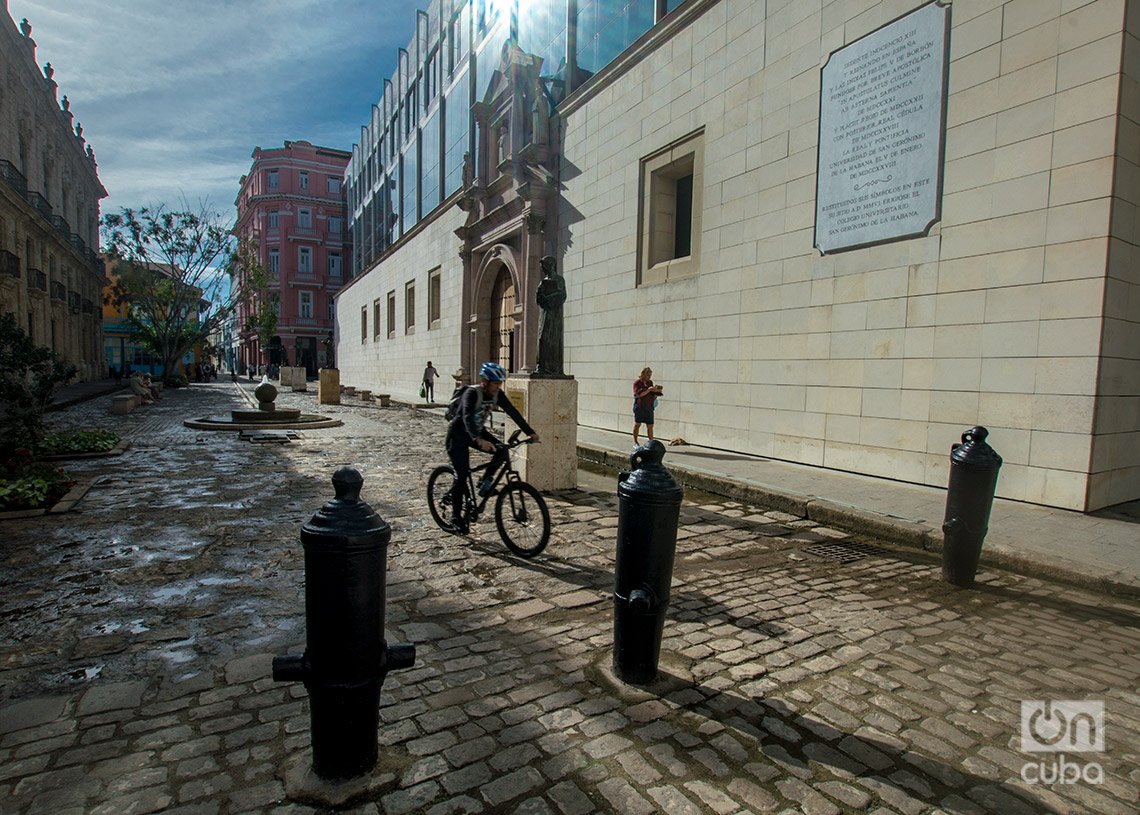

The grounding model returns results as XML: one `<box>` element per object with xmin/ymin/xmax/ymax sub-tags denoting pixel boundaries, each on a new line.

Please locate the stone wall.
<box><xmin>559</xmin><ymin>0</ymin><xmax>1133</xmax><ymax>511</ymax></box>
<box><xmin>0</xmin><ymin>6</ymin><xmax>106</xmax><ymax>381</ymax></box>
<box><xmin>335</xmin><ymin>204</ymin><xmax>467</xmax><ymax>401</ymax></box>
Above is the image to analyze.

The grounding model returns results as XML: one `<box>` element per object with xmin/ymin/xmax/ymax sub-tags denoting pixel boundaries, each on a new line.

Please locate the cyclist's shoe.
<box><xmin>449</xmin><ymin>515</ymin><xmax>469</xmax><ymax>534</ymax></box>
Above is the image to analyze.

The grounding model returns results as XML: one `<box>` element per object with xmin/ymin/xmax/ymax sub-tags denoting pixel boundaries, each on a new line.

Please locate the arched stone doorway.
<box><xmin>489</xmin><ymin>266</ymin><xmax>516</xmax><ymax>372</ymax></box>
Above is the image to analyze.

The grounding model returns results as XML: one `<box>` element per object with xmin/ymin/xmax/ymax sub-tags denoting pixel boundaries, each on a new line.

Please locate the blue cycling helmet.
<box><xmin>480</xmin><ymin>361</ymin><xmax>506</xmax><ymax>382</ymax></box>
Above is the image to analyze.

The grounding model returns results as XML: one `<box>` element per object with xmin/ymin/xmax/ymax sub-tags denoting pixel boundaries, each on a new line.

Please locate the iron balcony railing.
<box><xmin>0</xmin><ymin>159</ymin><xmax>28</xmax><ymax>197</ymax></box>
<box><xmin>82</xmin><ymin>298</ymin><xmax>95</xmax><ymax>314</ymax></box>
<box><xmin>26</xmin><ymin>191</ymin><xmax>52</xmax><ymax>220</ymax></box>
<box><xmin>70</xmin><ymin>233</ymin><xmax>87</xmax><ymax>255</ymax></box>
<box><xmin>0</xmin><ymin>249</ymin><xmax>19</xmax><ymax>278</ymax></box>
<box><xmin>50</xmin><ymin>214</ymin><xmax>70</xmax><ymax>238</ymax></box>
<box><xmin>68</xmin><ymin>291</ymin><xmax>81</xmax><ymax>313</ymax></box>
<box><xmin>50</xmin><ymin>280</ymin><xmax>66</xmax><ymax>300</ymax></box>
<box><xmin>29</xmin><ymin>268</ymin><xmax>46</xmax><ymax>291</ymax></box>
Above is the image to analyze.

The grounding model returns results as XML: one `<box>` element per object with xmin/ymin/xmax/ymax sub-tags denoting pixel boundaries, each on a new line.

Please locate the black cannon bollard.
<box><xmin>613</xmin><ymin>440</ymin><xmax>683</xmax><ymax>684</ymax></box>
<box><xmin>941</xmin><ymin>427</ymin><xmax>1003</xmax><ymax>587</ymax></box>
<box><xmin>273</xmin><ymin>467</ymin><xmax>415</xmax><ymax>780</ymax></box>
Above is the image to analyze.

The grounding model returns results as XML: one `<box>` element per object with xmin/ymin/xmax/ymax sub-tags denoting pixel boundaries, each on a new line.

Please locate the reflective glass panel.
<box><xmin>519</xmin><ymin>0</ymin><xmax>568</xmax><ymax>80</ymax></box>
<box><xmin>402</xmin><ymin>144</ymin><xmax>419</xmax><ymax>234</ymax></box>
<box><xmin>575</xmin><ymin>0</ymin><xmax>654</xmax><ymax>76</ymax></box>
<box><xmin>421</xmin><ymin>108</ymin><xmax>441</xmax><ymax>215</ymax></box>
<box><xmin>443</xmin><ymin>67</ymin><xmax>471</xmax><ymax>197</ymax></box>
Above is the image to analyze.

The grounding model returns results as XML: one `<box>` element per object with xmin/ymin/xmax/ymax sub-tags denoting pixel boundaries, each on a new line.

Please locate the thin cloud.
<box><xmin>9</xmin><ymin>0</ymin><xmax>411</xmax><ymax>218</ymax></box>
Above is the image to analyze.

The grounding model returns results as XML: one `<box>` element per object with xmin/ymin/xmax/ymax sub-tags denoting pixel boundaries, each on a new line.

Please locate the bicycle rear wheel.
<box><xmin>427</xmin><ymin>465</ymin><xmax>470</xmax><ymax>533</ymax></box>
<box><xmin>495</xmin><ymin>482</ymin><xmax>550</xmax><ymax>557</ymax></box>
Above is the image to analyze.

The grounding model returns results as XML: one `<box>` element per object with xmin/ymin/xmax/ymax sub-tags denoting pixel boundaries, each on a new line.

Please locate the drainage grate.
<box><xmin>239</xmin><ymin>430</ymin><xmax>299</xmax><ymax>443</ymax></box>
<box><xmin>800</xmin><ymin>540</ymin><xmax>887</xmax><ymax>563</ymax></box>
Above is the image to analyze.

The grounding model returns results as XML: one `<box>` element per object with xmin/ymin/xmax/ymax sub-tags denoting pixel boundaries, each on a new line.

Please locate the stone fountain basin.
<box><xmin>183</xmin><ymin>413</ymin><xmax>342</xmax><ymax>430</ymax></box>
<box><xmin>232</xmin><ymin>408</ymin><xmax>302</xmax><ymax>421</ymax></box>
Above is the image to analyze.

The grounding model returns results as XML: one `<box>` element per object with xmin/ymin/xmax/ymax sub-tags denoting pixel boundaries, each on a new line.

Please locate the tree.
<box><xmin>0</xmin><ymin>313</ymin><xmax>77</xmax><ymax>454</ymax></box>
<box><xmin>232</xmin><ymin>239</ymin><xmax>279</xmax><ymax>358</ymax></box>
<box><xmin>102</xmin><ymin>203</ymin><xmax>236</xmax><ymax>384</ymax></box>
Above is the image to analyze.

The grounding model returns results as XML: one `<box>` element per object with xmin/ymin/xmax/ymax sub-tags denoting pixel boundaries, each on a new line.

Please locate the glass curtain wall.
<box><xmin>348</xmin><ymin>0</ymin><xmax>687</xmax><ymax>272</ymax></box>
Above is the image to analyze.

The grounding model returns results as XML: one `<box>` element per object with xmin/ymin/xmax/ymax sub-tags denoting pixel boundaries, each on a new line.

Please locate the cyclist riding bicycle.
<box><xmin>446</xmin><ymin>362</ymin><xmax>539</xmax><ymax>532</ymax></box>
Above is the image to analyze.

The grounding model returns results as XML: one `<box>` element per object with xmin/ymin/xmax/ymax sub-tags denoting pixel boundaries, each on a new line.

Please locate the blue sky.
<box><xmin>9</xmin><ymin>0</ymin><xmax>414</xmax><ymax>222</ymax></box>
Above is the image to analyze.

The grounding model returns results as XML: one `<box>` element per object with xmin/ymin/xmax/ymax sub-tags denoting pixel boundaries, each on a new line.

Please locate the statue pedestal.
<box><xmin>279</xmin><ymin>366</ymin><xmax>293</xmax><ymax>387</ymax></box>
<box><xmin>318</xmin><ymin>369</ymin><xmax>340</xmax><ymax>404</ymax></box>
<box><xmin>503</xmin><ymin>376</ymin><xmax>577</xmax><ymax>491</ymax></box>
<box><xmin>291</xmin><ymin>367</ymin><xmax>308</xmax><ymax>391</ymax></box>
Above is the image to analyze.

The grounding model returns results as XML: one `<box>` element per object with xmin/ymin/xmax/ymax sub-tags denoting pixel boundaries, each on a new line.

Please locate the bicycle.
<box><xmin>427</xmin><ymin>429</ymin><xmax>551</xmax><ymax>557</ymax></box>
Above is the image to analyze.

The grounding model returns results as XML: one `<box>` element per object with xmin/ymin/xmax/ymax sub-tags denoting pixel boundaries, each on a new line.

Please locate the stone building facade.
<box><xmin>233</xmin><ymin>141</ymin><xmax>351</xmax><ymax>377</ymax></box>
<box><xmin>0</xmin><ymin>4</ymin><xmax>107</xmax><ymax>381</ymax></box>
<box><xmin>338</xmin><ymin>0</ymin><xmax>1140</xmax><ymax>512</ymax></box>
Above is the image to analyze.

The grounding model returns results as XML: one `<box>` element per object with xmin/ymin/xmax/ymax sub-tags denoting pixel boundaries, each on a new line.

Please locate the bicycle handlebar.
<box><xmin>505</xmin><ymin>429</ymin><xmax>537</xmax><ymax>448</ymax></box>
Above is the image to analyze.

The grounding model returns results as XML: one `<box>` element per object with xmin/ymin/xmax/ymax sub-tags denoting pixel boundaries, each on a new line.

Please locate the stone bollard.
<box><xmin>317</xmin><ymin>369</ymin><xmax>340</xmax><ymax>405</ymax></box>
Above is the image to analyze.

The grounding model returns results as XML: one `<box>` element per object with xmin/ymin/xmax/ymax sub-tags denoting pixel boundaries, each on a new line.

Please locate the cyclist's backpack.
<box><xmin>444</xmin><ymin>386</ymin><xmax>468</xmax><ymax>421</ymax></box>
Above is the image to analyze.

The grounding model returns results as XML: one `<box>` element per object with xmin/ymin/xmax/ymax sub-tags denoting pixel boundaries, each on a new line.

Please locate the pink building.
<box><xmin>233</xmin><ymin>140</ymin><xmax>350</xmax><ymax>376</ymax></box>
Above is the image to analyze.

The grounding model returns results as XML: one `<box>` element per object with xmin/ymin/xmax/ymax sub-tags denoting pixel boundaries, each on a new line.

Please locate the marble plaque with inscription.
<box><xmin>815</xmin><ymin>2</ymin><xmax>950</xmax><ymax>254</ymax></box>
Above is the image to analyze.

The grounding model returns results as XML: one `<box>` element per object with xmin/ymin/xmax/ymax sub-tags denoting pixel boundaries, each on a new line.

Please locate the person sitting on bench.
<box><xmin>128</xmin><ymin>373</ymin><xmax>156</xmax><ymax>405</ymax></box>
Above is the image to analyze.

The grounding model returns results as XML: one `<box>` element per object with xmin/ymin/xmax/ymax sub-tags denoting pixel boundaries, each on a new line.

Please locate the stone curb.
<box><xmin>36</xmin><ymin>436</ymin><xmax>132</xmax><ymax>461</ymax></box>
<box><xmin>0</xmin><ymin>477</ymin><xmax>96</xmax><ymax>521</ymax></box>
<box><xmin>578</xmin><ymin>442</ymin><xmax>1140</xmax><ymax>601</ymax></box>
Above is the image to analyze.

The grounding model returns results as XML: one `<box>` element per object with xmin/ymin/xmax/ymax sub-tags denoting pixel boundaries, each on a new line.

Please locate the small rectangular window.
<box><xmin>428</xmin><ymin>268</ymin><xmax>441</xmax><ymax>327</ymax></box>
<box><xmin>405</xmin><ymin>281</ymin><xmax>416</xmax><ymax>334</ymax></box>
<box><xmin>268</xmin><ymin>249</ymin><xmax>280</xmax><ymax>276</ymax></box>
<box><xmin>638</xmin><ymin>129</ymin><xmax>704</xmax><ymax>286</ymax></box>
<box><xmin>299</xmin><ymin>291</ymin><xmax>313</xmax><ymax>318</ymax></box>
<box><xmin>298</xmin><ymin>246</ymin><xmax>312</xmax><ymax>274</ymax></box>
<box><xmin>268</xmin><ymin>210</ymin><xmax>279</xmax><ymax>228</ymax></box>
<box><xmin>328</xmin><ymin>216</ymin><xmax>342</xmax><ymax>235</ymax></box>
<box><xmin>267</xmin><ymin>169</ymin><xmax>279</xmax><ymax>189</ymax></box>
<box><xmin>298</xmin><ymin>208</ymin><xmax>312</xmax><ymax>228</ymax></box>
<box><xmin>327</xmin><ymin>176</ymin><xmax>340</xmax><ymax>194</ymax></box>
<box><xmin>373</xmin><ymin>299</ymin><xmax>382</xmax><ymax>338</ymax></box>
<box><xmin>361</xmin><ymin>306</ymin><xmax>368</xmax><ymax>343</ymax></box>
<box><xmin>299</xmin><ymin>171</ymin><xmax>309</xmax><ymax>191</ymax></box>
<box><xmin>387</xmin><ymin>291</ymin><xmax>396</xmax><ymax>338</ymax></box>
<box><xmin>328</xmin><ymin>253</ymin><xmax>342</xmax><ymax>277</ymax></box>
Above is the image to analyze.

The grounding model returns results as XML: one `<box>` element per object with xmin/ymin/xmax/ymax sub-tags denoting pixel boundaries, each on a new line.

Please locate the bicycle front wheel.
<box><xmin>495</xmin><ymin>482</ymin><xmax>550</xmax><ymax>557</ymax></box>
<box><xmin>427</xmin><ymin>465</ymin><xmax>468</xmax><ymax>533</ymax></box>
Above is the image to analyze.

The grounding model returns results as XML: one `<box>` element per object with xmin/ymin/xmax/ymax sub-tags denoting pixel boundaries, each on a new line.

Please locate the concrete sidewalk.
<box><xmin>577</xmin><ymin>425</ymin><xmax>1140</xmax><ymax>600</ymax></box>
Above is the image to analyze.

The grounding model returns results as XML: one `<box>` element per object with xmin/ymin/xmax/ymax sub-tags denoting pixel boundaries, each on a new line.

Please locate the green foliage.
<box><xmin>33</xmin><ymin>430</ymin><xmax>120</xmax><ymax>457</ymax></box>
<box><xmin>0</xmin><ymin>313</ymin><xmax>77</xmax><ymax>454</ymax></box>
<box><xmin>102</xmin><ymin>203</ymin><xmax>238</xmax><ymax>385</ymax></box>
<box><xmin>0</xmin><ymin>449</ymin><xmax>74</xmax><ymax>511</ymax></box>
<box><xmin>234</xmin><ymin>239</ymin><xmax>278</xmax><ymax>346</ymax></box>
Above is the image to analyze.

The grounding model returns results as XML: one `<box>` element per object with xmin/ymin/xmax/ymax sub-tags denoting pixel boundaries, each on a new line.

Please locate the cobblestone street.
<box><xmin>1</xmin><ymin>383</ymin><xmax>1137</xmax><ymax>814</ymax></box>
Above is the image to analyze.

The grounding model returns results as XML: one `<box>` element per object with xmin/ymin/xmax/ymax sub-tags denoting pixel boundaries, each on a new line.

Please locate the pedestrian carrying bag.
<box><xmin>419</xmin><ymin>382</ymin><xmax>427</xmax><ymax>398</ymax></box>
